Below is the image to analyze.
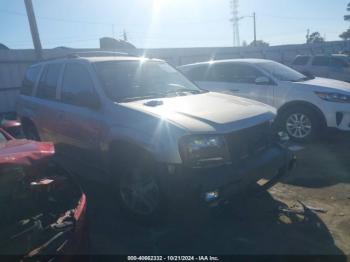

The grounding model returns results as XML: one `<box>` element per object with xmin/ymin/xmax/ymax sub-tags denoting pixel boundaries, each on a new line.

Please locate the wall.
<box><xmin>1</xmin><ymin>40</ymin><xmax>350</xmax><ymax>113</ymax></box>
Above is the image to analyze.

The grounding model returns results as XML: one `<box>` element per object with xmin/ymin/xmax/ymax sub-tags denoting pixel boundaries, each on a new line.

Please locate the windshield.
<box><xmin>95</xmin><ymin>60</ymin><xmax>203</xmax><ymax>102</ymax></box>
<box><xmin>258</xmin><ymin>61</ymin><xmax>308</xmax><ymax>82</ymax></box>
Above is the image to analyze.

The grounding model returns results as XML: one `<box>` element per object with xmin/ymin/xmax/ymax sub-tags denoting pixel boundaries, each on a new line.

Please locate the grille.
<box><xmin>225</xmin><ymin>121</ymin><xmax>274</xmax><ymax>163</ymax></box>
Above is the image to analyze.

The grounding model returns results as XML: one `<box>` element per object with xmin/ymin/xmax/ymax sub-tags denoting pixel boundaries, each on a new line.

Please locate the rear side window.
<box><xmin>36</xmin><ymin>63</ymin><xmax>62</xmax><ymax>100</ymax></box>
<box><xmin>292</xmin><ymin>56</ymin><xmax>310</xmax><ymax>66</ymax></box>
<box><xmin>312</xmin><ymin>56</ymin><xmax>330</xmax><ymax>66</ymax></box>
<box><xmin>61</xmin><ymin>63</ymin><xmax>95</xmax><ymax>106</ymax></box>
<box><xmin>208</xmin><ymin>63</ymin><xmax>264</xmax><ymax>84</ymax></box>
<box><xmin>184</xmin><ymin>65</ymin><xmax>209</xmax><ymax>81</ymax></box>
<box><xmin>330</xmin><ymin>57</ymin><xmax>349</xmax><ymax>68</ymax></box>
<box><xmin>21</xmin><ymin>66</ymin><xmax>41</xmax><ymax>96</ymax></box>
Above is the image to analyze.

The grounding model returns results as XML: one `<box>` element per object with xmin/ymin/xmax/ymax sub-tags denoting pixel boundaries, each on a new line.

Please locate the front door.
<box><xmin>55</xmin><ymin>62</ymin><xmax>106</xmax><ymax>181</ymax></box>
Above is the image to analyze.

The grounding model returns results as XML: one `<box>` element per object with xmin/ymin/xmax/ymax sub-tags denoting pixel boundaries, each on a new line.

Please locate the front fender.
<box><xmin>103</xmin><ymin>123</ymin><xmax>185</xmax><ymax>164</ymax></box>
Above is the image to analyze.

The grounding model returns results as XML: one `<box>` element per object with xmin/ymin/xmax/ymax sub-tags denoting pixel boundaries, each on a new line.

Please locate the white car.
<box><xmin>178</xmin><ymin>59</ymin><xmax>350</xmax><ymax>142</ymax></box>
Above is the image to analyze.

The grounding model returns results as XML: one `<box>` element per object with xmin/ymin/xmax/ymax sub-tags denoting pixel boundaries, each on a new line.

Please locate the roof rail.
<box><xmin>68</xmin><ymin>51</ymin><xmax>138</xmax><ymax>58</ymax></box>
<box><xmin>36</xmin><ymin>51</ymin><xmax>139</xmax><ymax>63</ymax></box>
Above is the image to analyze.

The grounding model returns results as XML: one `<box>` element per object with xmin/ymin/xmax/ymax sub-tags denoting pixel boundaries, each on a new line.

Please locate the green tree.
<box><xmin>340</xmin><ymin>3</ymin><xmax>350</xmax><ymax>40</ymax></box>
<box><xmin>306</xmin><ymin>32</ymin><xmax>324</xmax><ymax>44</ymax></box>
<box><xmin>249</xmin><ymin>40</ymin><xmax>269</xmax><ymax>47</ymax></box>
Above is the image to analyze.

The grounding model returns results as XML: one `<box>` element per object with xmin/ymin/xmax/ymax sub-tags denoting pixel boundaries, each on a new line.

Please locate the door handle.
<box><xmin>230</xmin><ymin>89</ymin><xmax>240</xmax><ymax>92</ymax></box>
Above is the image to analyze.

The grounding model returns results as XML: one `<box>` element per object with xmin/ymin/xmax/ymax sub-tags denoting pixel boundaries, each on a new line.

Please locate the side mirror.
<box><xmin>255</xmin><ymin>76</ymin><xmax>270</xmax><ymax>85</ymax></box>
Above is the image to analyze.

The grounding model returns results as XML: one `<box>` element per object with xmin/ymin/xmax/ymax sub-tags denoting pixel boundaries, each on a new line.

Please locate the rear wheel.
<box><xmin>277</xmin><ymin>106</ymin><xmax>324</xmax><ymax>143</ymax></box>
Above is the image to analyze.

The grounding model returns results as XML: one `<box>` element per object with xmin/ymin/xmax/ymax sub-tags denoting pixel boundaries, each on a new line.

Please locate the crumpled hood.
<box><xmin>296</xmin><ymin>77</ymin><xmax>350</xmax><ymax>93</ymax></box>
<box><xmin>0</xmin><ymin>139</ymin><xmax>55</xmax><ymax>166</ymax></box>
<box><xmin>120</xmin><ymin>92</ymin><xmax>276</xmax><ymax>133</ymax></box>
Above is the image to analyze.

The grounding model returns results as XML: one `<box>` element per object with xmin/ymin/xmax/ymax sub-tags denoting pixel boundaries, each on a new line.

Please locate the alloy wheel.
<box><xmin>286</xmin><ymin>113</ymin><xmax>312</xmax><ymax>139</ymax></box>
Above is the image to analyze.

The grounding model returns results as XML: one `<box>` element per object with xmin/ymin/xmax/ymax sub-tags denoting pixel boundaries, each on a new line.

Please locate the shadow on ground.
<box><xmin>82</xmin><ymin>182</ymin><xmax>345</xmax><ymax>258</ymax></box>
<box><xmin>281</xmin><ymin>131</ymin><xmax>350</xmax><ymax>188</ymax></box>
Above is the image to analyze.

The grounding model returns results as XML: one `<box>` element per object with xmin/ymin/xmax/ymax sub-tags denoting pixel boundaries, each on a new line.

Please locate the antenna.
<box><xmin>230</xmin><ymin>0</ymin><xmax>240</xmax><ymax>47</ymax></box>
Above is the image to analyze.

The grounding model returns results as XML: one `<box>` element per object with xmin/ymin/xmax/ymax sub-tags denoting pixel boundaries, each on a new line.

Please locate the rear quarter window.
<box><xmin>36</xmin><ymin>63</ymin><xmax>62</xmax><ymax>100</ymax></box>
<box><xmin>20</xmin><ymin>66</ymin><xmax>41</xmax><ymax>96</ymax></box>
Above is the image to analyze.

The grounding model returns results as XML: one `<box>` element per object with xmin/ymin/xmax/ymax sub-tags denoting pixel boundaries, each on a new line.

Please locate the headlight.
<box><xmin>315</xmin><ymin>91</ymin><xmax>350</xmax><ymax>103</ymax></box>
<box><xmin>179</xmin><ymin>135</ymin><xmax>231</xmax><ymax>168</ymax></box>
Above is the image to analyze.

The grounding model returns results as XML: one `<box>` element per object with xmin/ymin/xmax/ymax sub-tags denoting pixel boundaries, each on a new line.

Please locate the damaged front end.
<box><xmin>0</xmin><ymin>143</ymin><xmax>87</xmax><ymax>259</ymax></box>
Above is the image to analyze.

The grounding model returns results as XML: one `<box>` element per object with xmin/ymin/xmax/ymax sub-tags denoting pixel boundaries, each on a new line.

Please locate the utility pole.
<box><xmin>24</xmin><ymin>0</ymin><xmax>42</xmax><ymax>60</ymax></box>
<box><xmin>306</xmin><ymin>28</ymin><xmax>310</xmax><ymax>43</ymax></box>
<box><xmin>253</xmin><ymin>12</ymin><xmax>256</xmax><ymax>46</ymax></box>
<box><xmin>112</xmin><ymin>24</ymin><xmax>115</xmax><ymax>38</ymax></box>
<box><xmin>123</xmin><ymin>30</ymin><xmax>128</xmax><ymax>42</ymax></box>
<box><xmin>230</xmin><ymin>0</ymin><xmax>240</xmax><ymax>47</ymax></box>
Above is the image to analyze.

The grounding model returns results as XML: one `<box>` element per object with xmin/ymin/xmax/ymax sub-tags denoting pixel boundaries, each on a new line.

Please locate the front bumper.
<box><xmin>158</xmin><ymin>144</ymin><xmax>295</xmax><ymax>206</ymax></box>
<box><xmin>322</xmin><ymin>102</ymin><xmax>350</xmax><ymax>131</ymax></box>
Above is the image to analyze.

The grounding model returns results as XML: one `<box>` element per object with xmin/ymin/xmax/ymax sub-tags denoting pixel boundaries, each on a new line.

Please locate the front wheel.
<box><xmin>112</xmin><ymin>154</ymin><xmax>165</xmax><ymax>222</ymax></box>
<box><xmin>277</xmin><ymin>106</ymin><xmax>324</xmax><ymax>143</ymax></box>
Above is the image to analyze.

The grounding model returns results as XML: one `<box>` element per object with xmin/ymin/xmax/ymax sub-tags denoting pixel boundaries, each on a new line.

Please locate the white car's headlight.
<box><xmin>179</xmin><ymin>135</ymin><xmax>231</xmax><ymax>168</ymax></box>
<box><xmin>315</xmin><ymin>91</ymin><xmax>350</xmax><ymax>103</ymax></box>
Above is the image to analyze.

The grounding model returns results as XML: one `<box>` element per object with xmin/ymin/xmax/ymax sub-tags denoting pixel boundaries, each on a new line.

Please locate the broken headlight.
<box><xmin>179</xmin><ymin>135</ymin><xmax>231</xmax><ymax>168</ymax></box>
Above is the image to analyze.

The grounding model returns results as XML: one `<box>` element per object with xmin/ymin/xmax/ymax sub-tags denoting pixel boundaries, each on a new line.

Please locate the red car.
<box><xmin>0</xmin><ymin>120</ymin><xmax>87</xmax><ymax>259</ymax></box>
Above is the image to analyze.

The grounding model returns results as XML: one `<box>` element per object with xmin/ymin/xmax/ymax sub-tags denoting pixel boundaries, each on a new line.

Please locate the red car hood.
<box><xmin>0</xmin><ymin>139</ymin><xmax>55</xmax><ymax>166</ymax></box>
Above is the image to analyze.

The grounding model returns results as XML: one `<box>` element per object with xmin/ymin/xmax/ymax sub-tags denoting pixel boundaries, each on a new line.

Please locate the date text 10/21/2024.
<box><xmin>127</xmin><ymin>256</ymin><xmax>220</xmax><ymax>261</ymax></box>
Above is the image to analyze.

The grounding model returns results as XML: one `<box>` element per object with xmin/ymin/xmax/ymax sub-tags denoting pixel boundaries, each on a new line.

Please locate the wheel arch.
<box><xmin>108</xmin><ymin>139</ymin><xmax>155</xmax><ymax>168</ymax></box>
<box><xmin>277</xmin><ymin>100</ymin><xmax>326</xmax><ymax>126</ymax></box>
<box><xmin>20</xmin><ymin>116</ymin><xmax>35</xmax><ymax>127</ymax></box>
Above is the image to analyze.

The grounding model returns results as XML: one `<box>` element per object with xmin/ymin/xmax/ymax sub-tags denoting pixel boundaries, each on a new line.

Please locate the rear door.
<box><xmin>189</xmin><ymin>63</ymin><xmax>253</xmax><ymax>98</ymax></box>
<box><xmin>17</xmin><ymin>65</ymin><xmax>42</xmax><ymax>119</ymax></box>
<box><xmin>31</xmin><ymin>63</ymin><xmax>63</xmax><ymax>142</ymax></box>
<box><xmin>55</xmin><ymin>62</ymin><xmax>105</xmax><ymax>179</ymax></box>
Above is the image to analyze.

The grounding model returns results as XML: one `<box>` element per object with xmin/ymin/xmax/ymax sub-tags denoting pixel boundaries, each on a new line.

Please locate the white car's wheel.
<box><xmin>279</xmin><ymin>106</ymin><xmax>324</xmax><ymax>143</ymax></box>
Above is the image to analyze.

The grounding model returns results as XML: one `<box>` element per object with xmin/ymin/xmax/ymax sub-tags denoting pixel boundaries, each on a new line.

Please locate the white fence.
<box><xmin>1</xmin><ymin>40</ymin><xmax>350</xmax><ymax>113</ymax></box>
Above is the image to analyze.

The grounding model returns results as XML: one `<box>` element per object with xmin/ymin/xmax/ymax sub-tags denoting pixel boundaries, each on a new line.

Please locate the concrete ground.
<box><xmin>76</xmin><ymin>133</ymin><xmax>350</xmax><ymax>257</ymax></box>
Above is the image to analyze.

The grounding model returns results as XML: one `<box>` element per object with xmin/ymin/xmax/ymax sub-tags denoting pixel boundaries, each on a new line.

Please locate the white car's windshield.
<box><xmin>259</xmin><ymin>61</ymin><xmax>308</xmax><ymax>82</ymax></box>
<box><xmin>95</xmin><ymin>60</ymin><xmax>203</xmax><ymax>102</ymax></box>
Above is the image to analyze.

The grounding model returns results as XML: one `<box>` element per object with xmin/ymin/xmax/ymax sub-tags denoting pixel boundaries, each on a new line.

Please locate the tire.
<box><xmin>277</xmin><ymin>106</ymin><xmax>324</xmax><ymax>143</ymax></box>
<box><xmin>23</xmin><ymin>121</ymin><xmax>40</xmax><ymax>141</ymax></box>
<box><xmin>111</xmin><ymin>150</ymin><xmax>165</xmax><ymax>223</ymax></box>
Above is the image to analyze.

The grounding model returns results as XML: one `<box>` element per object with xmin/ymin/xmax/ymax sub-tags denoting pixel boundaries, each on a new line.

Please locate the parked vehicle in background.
<box><xmin>291</xmin><ymin>54</ymin><xmax>350</xmax><ymax>82</ymax></box>
<box><xmin>17</xmin><ymin>53</ymin><xmax>294</xmax><ymax>220</ymax></box>
<box><xmin>178</xmin><ymin>59</ymin><xmax>350</xmax><ymax>142</ymax></box>
<box><xmin>0</xmin><ymin>121</ymin><xmax>87</xmax><ymax>258</ymax></box>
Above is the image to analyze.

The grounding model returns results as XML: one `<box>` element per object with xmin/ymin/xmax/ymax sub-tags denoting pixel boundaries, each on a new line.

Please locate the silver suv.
<box><xmin>17</xmin><ymin>53</ymin><xmax>294</xmax><ymax>219</ymax></box>
<box><xmin>291</xmin><ymin>54</ymin><xmax>350</xmax><ymax>82</ymax></box>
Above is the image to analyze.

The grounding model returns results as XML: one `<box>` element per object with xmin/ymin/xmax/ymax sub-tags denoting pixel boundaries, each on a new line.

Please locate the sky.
<box><xmin>0</xmin><ymin>0</ymin><xmax>349</xmax><ymax>49</ymax></box>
